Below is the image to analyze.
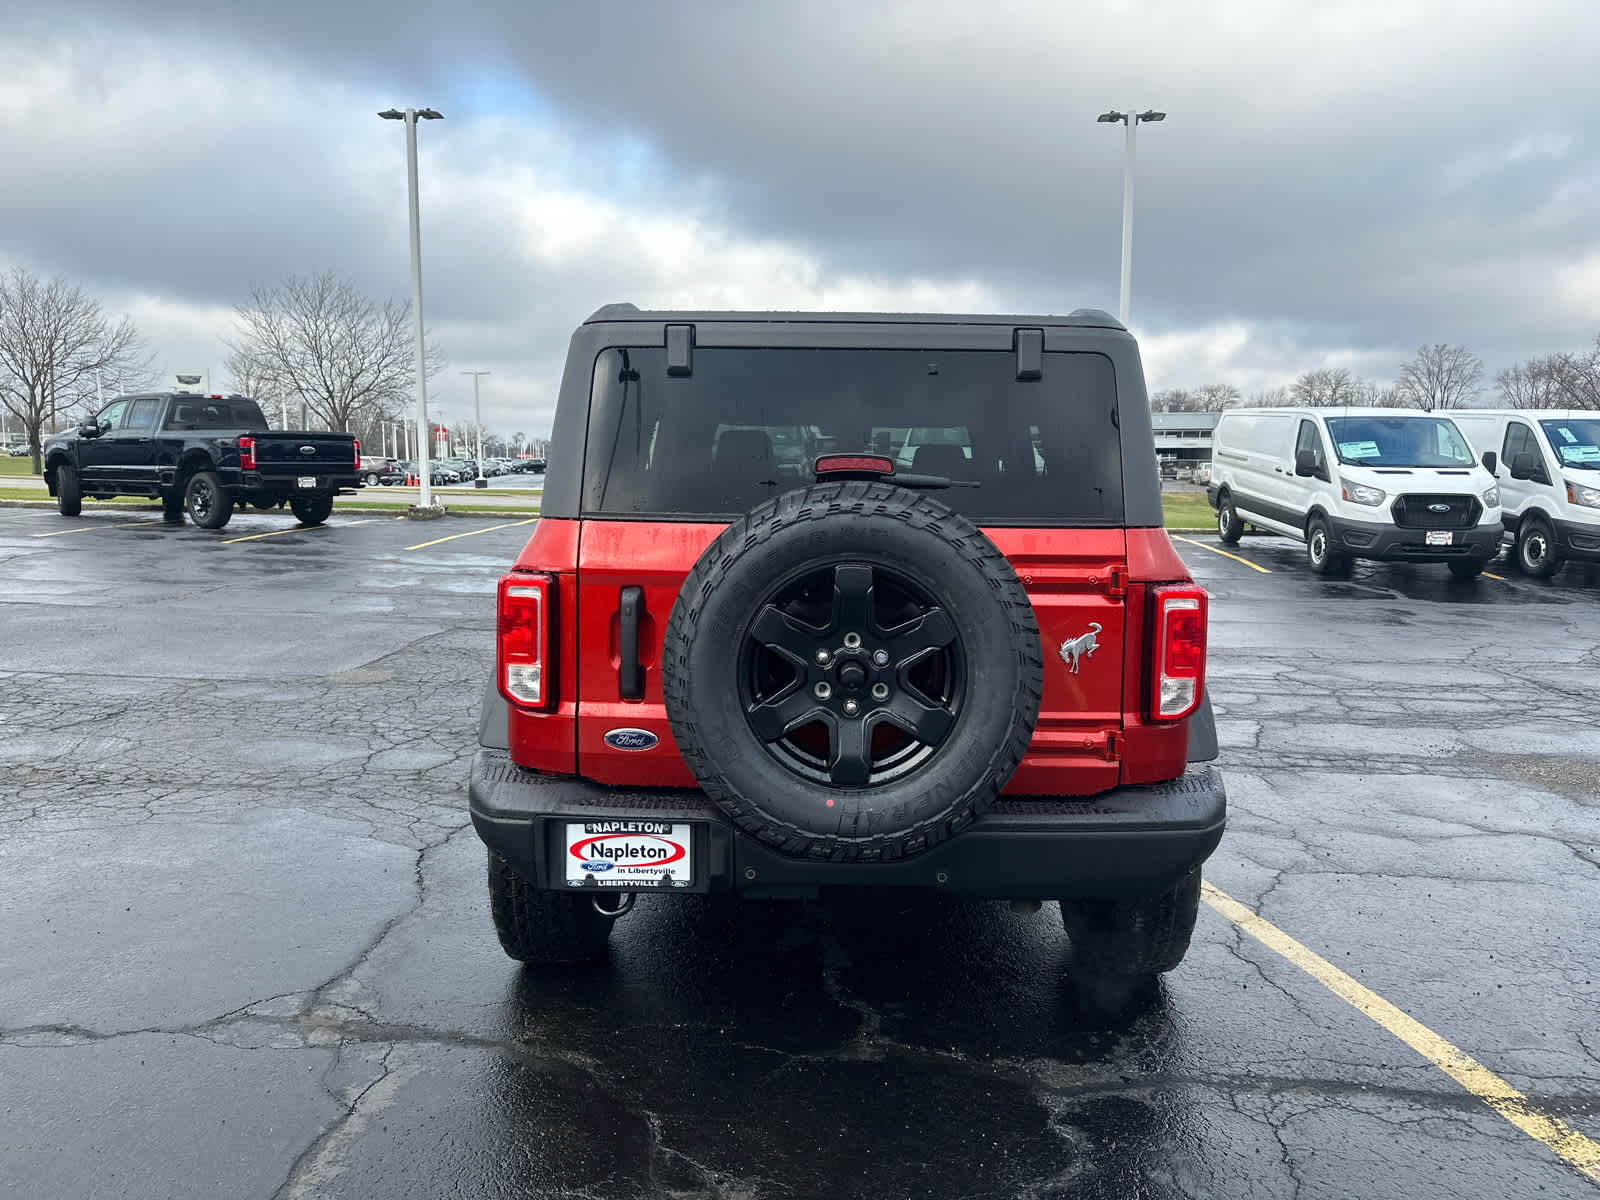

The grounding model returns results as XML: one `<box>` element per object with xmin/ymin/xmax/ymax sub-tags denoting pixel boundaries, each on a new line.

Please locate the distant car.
<box><xmin>7</xmin><ymin>444</ymin><xmax>30</xmax><ymax>456</ymax></box>
<box><xmin>359</xmin><ymin>456</ymin><xmax>407</xmax><ymax>487</ymax></box>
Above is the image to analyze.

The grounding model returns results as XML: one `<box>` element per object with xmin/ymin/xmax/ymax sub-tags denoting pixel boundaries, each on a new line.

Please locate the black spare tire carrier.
<box><xmin>663</xmin><ymin>480</ymin><xmax>1043</xmax><ymax>861</ymax></box>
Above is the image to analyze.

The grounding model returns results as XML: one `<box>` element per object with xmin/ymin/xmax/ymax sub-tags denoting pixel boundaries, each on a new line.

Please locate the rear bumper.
<box><xmin>239</xmin><ymin>471</ymin><xmax>361</xmax><ymax>494</ymax></box>
<box><xmin>469</xmin><ymin>748</ymin><xmax>1227</xmax><ymax>901</ymax></box>
<box><xmin>1328</xmin><ymin>513</ymin><xmax>1502</xmax><ymax>562</ymax></box>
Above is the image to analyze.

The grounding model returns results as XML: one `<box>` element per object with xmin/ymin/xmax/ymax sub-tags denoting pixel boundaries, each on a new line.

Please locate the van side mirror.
<box><xmin>1510</xmin><ymin>452</ymin><xmax>1542</xmax><ymax>482</ymax></box>
<box><xmin>1294</xmin><ymin>448</ymin><xmax>1317</xmax><ymax>477</ymax></box>
<box><xmin>1480</xmin><ymin>451</ymin><xmax>1497</xmax><ymax>476</ymax></box>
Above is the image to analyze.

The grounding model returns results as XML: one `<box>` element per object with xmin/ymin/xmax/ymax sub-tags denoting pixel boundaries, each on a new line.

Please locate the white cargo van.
<box><xmin>1207</xmin><ymin>408</ymin><xmax>1503</xmax><ymax>578</ymax></box>
<box><xmin>1450</xmin><ymin>410</ymin><xmax>1600</xmax><ymax>578</ymax></box>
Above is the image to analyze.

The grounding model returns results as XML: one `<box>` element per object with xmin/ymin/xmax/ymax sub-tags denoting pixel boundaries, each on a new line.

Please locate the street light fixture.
<box><xmin>379</xmin><ymin>106</ymin><xmax>443</xmax><ymax>511</ymax></box>
<box><xmin>463</xmin><ymin>371</ymin><xmax>490</xmax><ymax>487</ymax></box>
<box><xmin>1097</xmin><ymin>107</ymin><xmax>1166</xmax><ymax>327</ymax></box>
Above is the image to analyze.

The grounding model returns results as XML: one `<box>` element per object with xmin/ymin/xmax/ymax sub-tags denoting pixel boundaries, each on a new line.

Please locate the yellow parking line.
<box><xmin>1170</xmin><ymin>535</ymin><xmax>1272</xmax><ymax>574</ymax></box>
<box><xmin>221</xmin><ymin>525</ymin><xmax>327</xmax><ymax>544</ymax></box>
<box><xmin>1483</xmin><ymin>571</ymin><xmax>1507</xmax><ymax>581</ymax></box>
<box><xmin>406</xmin><ymin>517</ymin><xmax>538</xmax><ymax>551</ymax></box>
<box><xmin>31</xmin><ymin>521</ymin><xmax>158</xmax><ymax>539</ymax></box>
<box><xmin>1202</xmin><ymin>882</ymin><xmax>1600</xmax><ymax>1183</ymax></box>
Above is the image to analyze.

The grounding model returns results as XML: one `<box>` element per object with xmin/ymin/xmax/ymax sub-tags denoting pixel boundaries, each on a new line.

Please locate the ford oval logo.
<box><xmin>580</xmin><ymin>859</ymin><xmax>615</xmax><ymax>872</ymax></box>
<box><xmin>299</xmin><ymin>445</ymin><xmax>317</xmax><ymax>456</ymax></box>
<box><xmin>603</xmin><ymin>728</ymin><xmax>659</xmax><ymax>751</ymax></box>
<box><xmin>1427</xmin><ymin>503</ymin><xmax>1451</xmax><ymax>513</ymax></box>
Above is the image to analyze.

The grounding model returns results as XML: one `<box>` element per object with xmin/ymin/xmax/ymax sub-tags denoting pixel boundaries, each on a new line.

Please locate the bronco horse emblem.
<box><xmin>1058</xmin><ymin>623</ymin><xmax>1102</xmax><ymax>675</ymax></box>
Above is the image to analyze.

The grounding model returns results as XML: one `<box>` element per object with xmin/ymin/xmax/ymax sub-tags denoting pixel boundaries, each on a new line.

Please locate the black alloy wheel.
<box><xmin>738</xmin><ymin>562</ymin><xmax>964</xmax><ymax>789</ymax></box>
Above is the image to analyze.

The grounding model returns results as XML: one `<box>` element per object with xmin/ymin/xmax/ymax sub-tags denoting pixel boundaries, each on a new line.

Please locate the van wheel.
<box><xmin>1306</xmin><ymin>516</ymin><xmax>1348</xmax><ymax>576</ymax></box>
<box><xmin>56</xmin><ymin>465</ymin><xmax>82</xmax><ymax>517</ymax></box>
<box><xmin>1216</xmin><ymin>495</ymin><xmax>1242</xmax><ymax>545</ymax></box>
<box><xmin>1516</xmin><ymin>517</ymin><xmax>1562</xmax><ymax>579</ymax></box>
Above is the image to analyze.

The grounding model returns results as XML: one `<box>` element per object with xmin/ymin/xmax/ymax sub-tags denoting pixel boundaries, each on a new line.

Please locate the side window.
<box><xmin>1294</xmin><ymin>420</ymin><xmax>1326</xmax><ymax>475</ymax></box>
<box><xmin>96</xmin><ymin>399</ymin><xmax>130</xmax><ymax>430</ymax></box>
<box><xmin>1503</xmin><ymin>423</ymin><xmax>1531</xmax><ymax>462</ymax></box>
<box><xmin>125</xmin><ymin>398</ymin><xmax>163</xmax><ymax>430</ymax></box>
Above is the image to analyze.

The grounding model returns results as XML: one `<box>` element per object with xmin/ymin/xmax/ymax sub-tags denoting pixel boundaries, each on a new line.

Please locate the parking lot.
<box><xmin>2</xmin><ymin>508</ymin><xmax>1598</xmax><ymax>1199</ymax></box>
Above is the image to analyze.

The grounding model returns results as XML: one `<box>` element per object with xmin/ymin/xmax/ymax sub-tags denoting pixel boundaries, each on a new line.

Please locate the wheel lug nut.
<box><xmin>843</xmin><ymin>632</ymin><xmax>862</xmax><ymax>649</ymax></box>
<box><xmin>871</xmin><ymin>683</ymin><xmax>889</xmax><ymax>701</ymax></box>
<box><xmin>815</xmin><ymin>682</ymin><xmax>832</xmax><ymax>700</ymax></box>
<box><xmin>871</xmin><ymin>649</ymin><xmax>889</xmax><ymax>667</ymax></box>
<box><xmin>843</xmin><ymin>698</ymin><xmax>860</xmax><ymax>716</ymax></box>
<box><xmin>815</xmin><ymin>649</ymin><xmax>832</xmax><ymax>666</ymax></box>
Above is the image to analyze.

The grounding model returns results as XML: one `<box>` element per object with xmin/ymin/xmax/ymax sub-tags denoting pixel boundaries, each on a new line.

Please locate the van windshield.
<box><xmin>1539</xmin><ymin>419</ymin><xmax>1600</xmax><ymax>470</ymax></box>
<box><xmin>1325</xmin><ymin>416</ymin><xmax>1475</xmax><ymax>468</ymax></box>
<box><xmin>581</xmin><ymin>347</ymin><xmax>1124</xmax><ymax>525</ymax></box>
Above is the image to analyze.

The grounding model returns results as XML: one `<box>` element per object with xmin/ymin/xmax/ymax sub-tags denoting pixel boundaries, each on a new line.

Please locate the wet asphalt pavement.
<box><xmin>2</xmin><ymin>508</ymin><xmax>1598</xmax><ymax>1199</ymax></box>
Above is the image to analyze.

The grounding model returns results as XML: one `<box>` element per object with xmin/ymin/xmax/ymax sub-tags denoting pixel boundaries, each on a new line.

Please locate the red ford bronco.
<box><xmin>470</xmin><ymin>305</ymin><xmax>1224</xmax><ymax>998</ymax></box>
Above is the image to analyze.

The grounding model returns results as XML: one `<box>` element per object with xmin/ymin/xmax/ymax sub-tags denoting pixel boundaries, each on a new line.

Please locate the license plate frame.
<box><xmin>562</xmin><ymin>821</ymin><xmax>697</xmax><ymax>889</ymax></box>
<box><xmin>1425</xmin><ymin>530</ymin><xmax>1454</xmax><ymax>546</ymax></box>
<box><xmin>297</xmin><ymin>475</ymin><xmax>318</xmax><ymax>489</ymax></box>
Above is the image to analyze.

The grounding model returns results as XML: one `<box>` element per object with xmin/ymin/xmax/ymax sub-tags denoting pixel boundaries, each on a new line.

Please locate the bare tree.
<box><xmin>1148</xmin><ymin>387</ymin><xmax>1196</xmax><ymax>413</ymax></box>
<box><xmin>1497</xmin><ymin>358</ymin><xmax>1563</xmax><ymax>410</ymax></box>
<box><xmin>1393</xmin><ymin>343</ymin><xmax>1482</xmax><ymax>411</ymax></box>
<box><xmin>0</xmin><ymin>267</ymin><xmax>151</xmax><ymax>472</ymax></box>
<box><xmin>225</xmin><ymin>273</ymin><xmax>443</xmax><ymax>434</ymax></box>
<box><xmin>1290</xmin><ymin>367</ymin><xmax>1363</xmax><ymax>407</ymax></box>
<box><xmin>1245</xmin><ymin>386</ymin><xmax>1289</xmax><ymax>408</ymax></box>
<box><xmin>1192</xmin><ymin>383</ymin><xmax>1241</xmax><ymax>412</ymax></box>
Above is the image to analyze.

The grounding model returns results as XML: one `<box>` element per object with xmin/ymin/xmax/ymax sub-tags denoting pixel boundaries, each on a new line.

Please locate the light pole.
<box><xmin>1096</xmin><ymin>108</ymin><xmax>1165</xmax><ymax>327</ymax></box>
<box><xmin>462</xmin><ymin>370</ymin><xmax>490</xmax><ymax>487</ymax></box>
<box><xmin>379</xmin><ymin>105</ymin><xmax>443</xmax><ymax>511</ymax></box>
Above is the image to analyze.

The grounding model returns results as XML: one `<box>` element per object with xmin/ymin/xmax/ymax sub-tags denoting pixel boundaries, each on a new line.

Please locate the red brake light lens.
<box><xmin>1150</xmin><ymin>584</ymin><xmax>1207</xmax><ymax>722</ymax></box>
<box><xmin>815</xmin><ymin>454</ymin><xmax>895</xmax><ymax>476</ymax></box>
<box><xmin>238</xmin><ymin>435</ymin><xmax>257</xmax><ymax>471</ymax></box>
<box><xmin>353</xmin><ymin>438</ymin><xmax>361</xmax><ymax>467</ymax></box>
<box><xmin>498</xmin><ymin>573</ymin><xmax>554</xmax><ymax>710</ymax></box>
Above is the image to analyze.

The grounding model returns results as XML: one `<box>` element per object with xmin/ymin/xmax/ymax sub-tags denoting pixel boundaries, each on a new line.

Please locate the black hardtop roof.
<box><xmin>583</xmin><ymin>303</ymin><xmax>1126</xmax><ymax>331</ymax></box>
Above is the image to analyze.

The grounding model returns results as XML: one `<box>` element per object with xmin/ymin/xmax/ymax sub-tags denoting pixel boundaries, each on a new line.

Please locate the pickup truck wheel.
<box><xmin>663</xmin><ymin>480</ymin><xmax>1044</xmax><ymax>862</ymax></box>
<box><xmin>56</xmin><ymin>465</ymin><xmax>82</xmax><ymax>517</ymax></box>
<box><xmin>486</xmin><ymin>850</ymin><xmax>611</xmax><ymax>964</ymax></box>
<box><xmin>1061</xmin><ymin>867</ymin><xmax>1202</xmax><ymax>985</ymax></box>
<box><xmin>289</xmin><ymin>494</ymin><xmax>334</xmax><ymax>525</ymax></box>
<box><xmin>184</xmin><ymin>471</ymin><xmax>233</xmax><ymax>529</ymax></box>
<box><xmin>364</xmin><ymin>471</ymin><xmax>380</xmax><ymax>486</ymax></box>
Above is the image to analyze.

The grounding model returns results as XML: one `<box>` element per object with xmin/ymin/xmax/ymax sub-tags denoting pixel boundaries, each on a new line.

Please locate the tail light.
<box><xmin>239</xmin><ymin>435</ymin><xmax>257</xmax><ymax>471</ymax></box>
<box><xmin>353</xmin><ymin>438</ymin><xmax>361</xmax><ymax>467</ymax></box>
<box><xmin>498</xmin><ymin>572</ymin><xmax>555</xmax><ymax>710</ymax></box>
<box><xmin>815</xmin><ymin>454</ymin><xmax>895</xmax><ymax>476</ymax></box>
<box><xmin>1150</xmin><ymin>584</ymin><xmax>1207</xmax><ymax>722</ymax></box>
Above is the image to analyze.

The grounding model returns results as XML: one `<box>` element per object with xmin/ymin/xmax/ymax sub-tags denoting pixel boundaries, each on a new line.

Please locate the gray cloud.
<box><xmin>4</xmin><ymin>0</ymin><xmax>1598</xmax><ymax>433</ymax></box>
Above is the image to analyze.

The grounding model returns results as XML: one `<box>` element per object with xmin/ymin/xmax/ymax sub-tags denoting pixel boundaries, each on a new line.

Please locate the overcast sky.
<box><xmin>2</xmin><ymin>0</ymin><xmax>1596</xmax><ymax>435</ymax></box>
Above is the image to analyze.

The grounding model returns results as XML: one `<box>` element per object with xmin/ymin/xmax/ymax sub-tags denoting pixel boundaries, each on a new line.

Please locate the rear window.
<box><xmin>164</xmin><ymin>399</ymin><xmax>268</xmax><ymax>430</ymax></box>
<box><xmin>581</xmin><ymin>347</ymin><xmax>1122</xmax><ymax>524</ymax></box>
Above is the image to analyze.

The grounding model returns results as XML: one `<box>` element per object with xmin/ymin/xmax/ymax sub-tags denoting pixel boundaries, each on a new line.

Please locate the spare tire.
<box><xmin>662</xmin><ymin>480</ymin><xmax>1043</xmax><ymax>861</ymax></box>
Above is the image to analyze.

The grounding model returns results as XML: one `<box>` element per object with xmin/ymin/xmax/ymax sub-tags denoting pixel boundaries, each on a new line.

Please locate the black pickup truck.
<box><xmin>43</xmin><ymin>393</ymin><xmax>361</xmax><ymax>530</ymax></box>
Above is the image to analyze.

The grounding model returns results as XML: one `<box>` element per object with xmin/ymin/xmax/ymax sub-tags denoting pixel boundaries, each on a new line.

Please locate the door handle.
<box><xmin>618</xmin><ymin>586</ymin><xmax>644</xmax><ymax>700</ymax></box>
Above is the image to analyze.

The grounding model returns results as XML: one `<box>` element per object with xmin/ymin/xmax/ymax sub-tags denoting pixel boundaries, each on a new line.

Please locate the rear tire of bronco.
<box><xmin>487</xmin><ymin>850</ymin><xmax>612</xmax><ymax>964</ymax></box>
<box><xmin>1216</xmin><ymin>495</ymin><xmax>1242</xmax><ymax>545</ymax></box>
<box><xmin>290</xmin><ymin>494</ymin><xmax>334</xmax><ymax>525</ymax></box>
<box><xmin>185</xmin><ymin>471</ymin><xmax>233</xmax><ymax>529</ymax></box>
<box><xmin>1060</xmin><ymin>867</ymin><xmax>1202</xmax><ymax>985</ymax></box>
<box><xmin>662</xmin><ymin>480</ymin><xmax>1044</xmax><ymax>862</ymax></box>
<box><xmin>56</xmin><ymin>464</ymin><xmax>82</xmax><ymax>517</ymax></box>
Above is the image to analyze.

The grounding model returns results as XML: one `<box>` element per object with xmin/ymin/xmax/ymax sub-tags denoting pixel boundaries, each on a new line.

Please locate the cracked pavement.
<box><xmin>2</xmin><ymin>510</ymin><xmax>1598</xmax><ymax>1199</ymax></box>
